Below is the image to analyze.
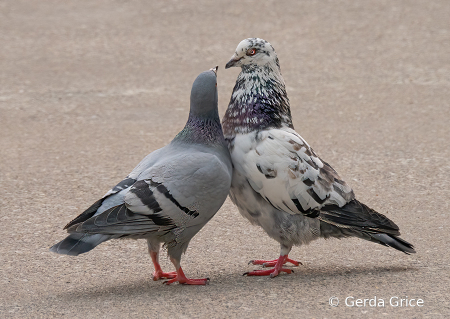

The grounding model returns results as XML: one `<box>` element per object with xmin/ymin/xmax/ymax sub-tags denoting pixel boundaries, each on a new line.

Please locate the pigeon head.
<box><xmin>189</xmin><ymin>66</ymin><xmax>218</xmax><ymax>118</ymax></box>
<box><xmin>222</xmin><ymin>39</ymin><xmax>293</xmax><ymax>137</ymax></box>
<box><xmin>225</xmin><ymin>38</ymin><xmax>280</xmax><ymax>71</ymax></box>
<box><xmin>174</xmin><ymin>66</ymin><xmax>225</xmax><ymax>146</ymax></box>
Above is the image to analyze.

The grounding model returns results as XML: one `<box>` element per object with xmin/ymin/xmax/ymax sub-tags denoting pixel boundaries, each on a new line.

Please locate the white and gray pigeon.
<box><xmin>222</xmin><ymin>38</ymin><xmax>415</xmax><ymax>277</ymax></box>
<box><xmin>50</xmin><ymin>67</ymin><xmax>232</xmax><ymax>285</ymax></box>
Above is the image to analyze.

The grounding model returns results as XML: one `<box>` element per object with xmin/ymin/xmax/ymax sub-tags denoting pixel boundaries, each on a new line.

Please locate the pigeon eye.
<box><xmin>246</xmin><ymin>48</ymin><xmax>256</xmax><ymax>56</ymax></box>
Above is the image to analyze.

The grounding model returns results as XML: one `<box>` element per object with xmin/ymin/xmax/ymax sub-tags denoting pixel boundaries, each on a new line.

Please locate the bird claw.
<box><xmin>152</xmin><ymin>270</ymin><xmax>177</xmax><ymax>281</ymax></box>
<box><xmin>244</xmin><ymin>268</ymin><xmax>293</xmax><ymax>277</ymax></box>
<box><xmin>249</xmin><ymin>257</ymin><xmax>302</xmax><ymax>267</ymax></box>
<box><xmin>245</xmin><ymin>255</ymin><xmax>297</xmax><ymax>277</ymax></box>
<box><xmin>286</xmin><ymin>258</ymin><xmax>302</xmax><ymax>266</ymax></box>
<box><xmin>163</xmin><ymin>277</ymin><xmax>210</xmax><ymax>285</ymax></box>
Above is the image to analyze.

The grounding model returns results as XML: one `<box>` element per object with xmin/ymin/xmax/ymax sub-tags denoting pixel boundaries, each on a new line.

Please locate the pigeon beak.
<box><xmin>209</xmin><ymin>65</ymin><xmax>218</xmax><ymax>75</ymax></box>
<box><xmin>225</xmin><ymin>55</ymin><xmax>242</xmax><ymax>69</ymax></box>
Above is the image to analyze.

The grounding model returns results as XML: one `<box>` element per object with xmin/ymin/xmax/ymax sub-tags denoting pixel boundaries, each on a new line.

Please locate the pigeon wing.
<box><xmin>68</xmin><ymin>151</ymin><xmax>231</xmax><ymax>236</ymax></box>
<box><xmin>63</xmin><ymin>177</ymin><xmax>137</xmax><ymax>230</ymax></box>
<box><xmin>235</xmin><ymin>127</ymin><xmax>355</xmax><ymax>217</ymax></box>
<box><xmin>63</xmin><ymin>147</ymin><xmax>167</xmax><ymax>230</ymax></box>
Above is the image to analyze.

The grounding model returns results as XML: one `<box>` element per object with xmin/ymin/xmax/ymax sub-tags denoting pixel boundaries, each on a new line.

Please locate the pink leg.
<box><xmin>244</xmin><ymin>255</ymin><xmax>295</xmax><ymax>278</ymax></box>
<box><xmin>250</xmin><ymin>255</ymin><xmax>302</xmax><ymax>267</ymax></box>
<box><xmin>163</xmin><ymin>266</ymin><xmax>210</xmax><ymax>285</ymax></box>
<box><xmin>150</xmin><ymin>251</ymin><xmax>177</xmax><ymax>281</ymax></box>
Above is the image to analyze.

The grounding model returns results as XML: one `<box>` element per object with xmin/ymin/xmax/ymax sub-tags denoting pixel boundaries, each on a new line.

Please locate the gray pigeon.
<box><xmin>50</xmin><ymin>67</ymin><xmax>232</xmax><ymax>285</ymax></box>
<box><xmin>223</xmin><ymin>38</ymin><xmax>415</xmax><ymax>277</ymax></box>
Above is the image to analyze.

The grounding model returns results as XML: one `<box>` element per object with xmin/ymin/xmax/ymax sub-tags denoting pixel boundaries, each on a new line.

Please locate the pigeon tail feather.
<box><xmin>49</xmin><ymin>233</ymin><xmax>111</xmax><ymax>256</ymax></box>
<box><xmin>369</xmin><ymin>233</ymin><xmax>416</xmax><ymax>254</ymax></box>
<box><xmin>319</xmin><ymin>199</ymin><xmax>400</xmax><ymax>235</ymax></box>
<box><xmin>319</xmin><ymin>199</ymin><xmax>415</xmax><ymax>254</ymax></box>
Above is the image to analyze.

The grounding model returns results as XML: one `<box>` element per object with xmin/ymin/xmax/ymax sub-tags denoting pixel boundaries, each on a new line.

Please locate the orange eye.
<box><xmin>246</xmin><ymin>48</ymin><xmax>256</xmax><ymax>56</ymax></box>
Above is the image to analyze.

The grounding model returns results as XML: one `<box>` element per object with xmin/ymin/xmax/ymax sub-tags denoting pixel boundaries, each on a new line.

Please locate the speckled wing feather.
<box><xmin>232</xmin><ymin>127</ymin><xmax>355</xmax><ymax>217</ymax></box>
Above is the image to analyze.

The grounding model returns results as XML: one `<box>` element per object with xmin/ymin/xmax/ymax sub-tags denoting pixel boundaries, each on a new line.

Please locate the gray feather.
<box><xmin>50</xmin><ymin>69</ymin><xmax>232</xmax><ymax>266</ymax></box>
<box><xmin>49</xmin><ymin>233</ymin><xmax>111</xmax><ymax>256</ymax></box>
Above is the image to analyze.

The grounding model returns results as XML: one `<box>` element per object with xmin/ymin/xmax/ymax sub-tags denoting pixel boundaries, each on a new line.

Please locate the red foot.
<box><xmin>150</xmin><ymin>251</ymin><xmax>177</xmax><ymax>281</ymax></box>
<box><xmin>153</xmin><ymin>270</ymin><xmax>177</xmax><ymax>281</ymax></box>
<box><xmin>250</xmin><ymin>256</ymin><xmax>302</xmax><ymax>267</ymax></box>
<box><xmin>244</xmin><ymin>267</ymin><xmax>293</xmax><ymax>278</ymax></box>
<box><xmin>244</xmin><ymin>255</ymin><xmax>295</xmax><ymax>278</ymax></box>
<box><xmin>163</xmin><ymin>267</ymin><xmax>210</xmax><ymax>285</ymax></box>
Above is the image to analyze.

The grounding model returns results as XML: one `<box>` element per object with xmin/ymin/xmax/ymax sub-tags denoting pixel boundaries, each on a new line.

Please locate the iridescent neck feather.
<box><xmin>173</xmin><ymin>114</ymin><xmax>225</xmax><ymax>146</ymax></box>
<box><xmin>222</xmin><ymin>62</ymin><xmax>293</xmax><ymax>138</ymax></box>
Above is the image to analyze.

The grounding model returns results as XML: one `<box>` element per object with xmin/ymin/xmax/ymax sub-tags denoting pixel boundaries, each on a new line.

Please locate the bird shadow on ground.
<box><xmin>51</xmin><ymin>264</ymin><xmax>418</xmax><ymax>302</ymax></box>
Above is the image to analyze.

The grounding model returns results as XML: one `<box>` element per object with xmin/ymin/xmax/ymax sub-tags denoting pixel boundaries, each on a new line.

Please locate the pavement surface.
<box><xmin>1</xmin><ymin>0</ymin><xmax>449</xmax><ymax>318</ymax></box>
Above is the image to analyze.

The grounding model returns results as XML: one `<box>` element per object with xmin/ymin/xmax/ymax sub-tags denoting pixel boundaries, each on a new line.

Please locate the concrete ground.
<box><xmin>1</xmin><ymin>0</ymin><xmax>449</xmax><ymax>318</ymax></box>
